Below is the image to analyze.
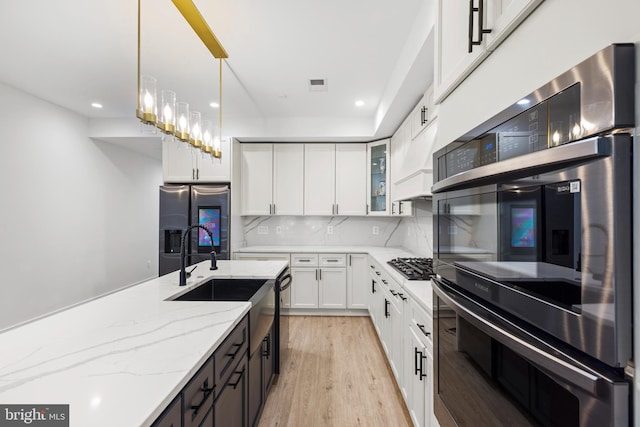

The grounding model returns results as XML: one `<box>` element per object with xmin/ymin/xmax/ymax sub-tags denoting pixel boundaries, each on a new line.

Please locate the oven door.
<box><xmin>433</xmin><ymin>279</ymin><xmax>629</xmax><ymax>427</ymax></box>
<box><xmin>433</xmin><ymin>134</ymin><xmax>632</xmax><ymax>367</ymax></box>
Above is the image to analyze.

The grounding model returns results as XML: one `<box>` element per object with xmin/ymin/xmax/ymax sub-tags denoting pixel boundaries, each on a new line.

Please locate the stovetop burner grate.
<box><xmin>387</xmin><ymin>257</ymin><xmax>434</xmax><ymax>280</ymax></box>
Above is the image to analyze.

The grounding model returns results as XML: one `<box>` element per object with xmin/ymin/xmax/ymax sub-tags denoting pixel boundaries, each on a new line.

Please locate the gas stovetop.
<box><xmin>387</xmin><ymin>257</ymin><xmax>435</xmax><ymax>280</ymax></box>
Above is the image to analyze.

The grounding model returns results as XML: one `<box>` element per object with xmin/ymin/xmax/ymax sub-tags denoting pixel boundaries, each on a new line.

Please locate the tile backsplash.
<box><xmin>240</xmin><ymin>199</ymin><xmax>433</xmax><ymax>257</ymax></box>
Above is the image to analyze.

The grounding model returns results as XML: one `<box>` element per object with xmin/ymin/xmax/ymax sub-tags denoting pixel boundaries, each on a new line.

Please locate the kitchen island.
<box><xmin>0</xmin><ymin>260</ymin><xmax>287</xmax><ymax>427</ymax></box>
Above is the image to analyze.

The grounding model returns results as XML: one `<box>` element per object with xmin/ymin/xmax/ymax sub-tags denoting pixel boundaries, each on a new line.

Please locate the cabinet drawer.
<box><xmin>318</xmin><ymin>253</ymin><xmax>346</xmax><ymax>267</ymax></box>
<box><xmin>151</xmin><ymin>394</ymin><xmax>182</xmax><ymax>427</ymax></box>
<box><xmin>409</xmin><ymin>297</ymin><xmax>433</xmax><ymax>349</ymax></box>
<box><xmin>291</xmin><ymin>253</ymin><xmax>319</xmax><ymax>267</ymax></box>
<box><xmin>183</xmin><ymin>357</ymin><xmax>215</xmax><ymax>427</ymax></box>
<box><xmin>215</xmin><ymin>315</ymin><xmax>249</xmax><ymax>387</ymax></box>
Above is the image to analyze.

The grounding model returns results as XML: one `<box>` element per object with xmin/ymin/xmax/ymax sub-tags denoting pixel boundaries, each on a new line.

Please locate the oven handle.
<box><xmin>432</xmin><ymin>136</ymin><xmax>611</xmax><ymax>193</ymax></box>
<box><xmin>432</xmin><ymin>280</ymin><xmax>603</xmax><ymax>397</ymax></box>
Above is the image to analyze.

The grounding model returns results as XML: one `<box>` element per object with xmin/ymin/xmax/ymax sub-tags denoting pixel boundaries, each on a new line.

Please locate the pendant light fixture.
<box><xmin>136</xmin><ymin>0</ymin><xmax>227</xmax><ymax>159</ymax></box>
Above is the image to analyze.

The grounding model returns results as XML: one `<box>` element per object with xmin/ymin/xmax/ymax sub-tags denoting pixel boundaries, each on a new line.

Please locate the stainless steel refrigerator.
<box><xmin>159</xmin><ymin>184</ymin><xmax>230</xmax><ymax>276</ymax></box>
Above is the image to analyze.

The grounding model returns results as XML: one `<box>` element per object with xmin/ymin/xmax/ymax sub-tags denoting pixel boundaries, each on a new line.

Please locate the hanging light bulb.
<box><xmin>137</xmin><ymin>75</ymin><xmax>157</xmax><ymax>124</ymax></box>
<box><xmin>201</xmin><ymin>119</ymin><xmax>214</xmax><ymax>156</ymax></box>
<box><xmin>158</xmin><ymin>90</ymin><xmax>176</xmax><ymax>134</ymax></box>
<box><xmin>175</xmin><ymin>102</ymin><xmax>190</xmax><ymax>141</ymax></box>
<box><xmin>189</xmin><ymin>111</ymin><xmax>202</xmax><ymax>148</ymax></box>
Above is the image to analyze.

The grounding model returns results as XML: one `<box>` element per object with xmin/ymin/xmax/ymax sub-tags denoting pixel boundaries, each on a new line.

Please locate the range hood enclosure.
<box><xmin>393</xmin><ymin>118</ymin><xmax>438</xmax><ymax>201</ymax></box>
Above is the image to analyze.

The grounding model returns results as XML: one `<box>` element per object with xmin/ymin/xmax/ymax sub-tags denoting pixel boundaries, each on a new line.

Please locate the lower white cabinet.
<box><xmin>404</xmin><ymin>293</ymin><xmax>434</xmax><ymax>427</ymax></box>
<box><xmin>290</xmin><ymin>253</ymin><xmax>347</xmax><ymax>310</ymax></box>
<box><xmin>347</xmin><ymin>253</ymin><xmax>368</xmax><ymax>309</ymax></box>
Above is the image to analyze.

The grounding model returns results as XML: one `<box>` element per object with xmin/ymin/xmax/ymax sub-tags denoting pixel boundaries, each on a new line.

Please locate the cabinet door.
<box><xmin>318</xmin><ymin>268</ymin><xmax>347</xmax><ymax>309</ymax></box>
<box><xmin>196</xmin><ymin>137</ymin><xmax>231</xmax><ymax>182</ymax></box>
<box><xmin>290</xmin><ymin>268</ymin><xmax>319</xmax><ymax>309</ymax></box>
<box><xmin>347</xmin><ymin>254</ymin><xmax>368</xmax><ymax>309</ymax></box>
<box><xmin>248</xmin><ymin>350</ymin><xmax>262</xmax><ymax>427</ymax></box>
<box><xmin>389</xmin><ymin>295</ymin><xmax>403</xmax><ymax>382</ymax></box>
<box><xmin>335</xmin><ymin>144</ymin><xmax>367</xmax><ymax>215</ymax></box>
<box><xmin>273</xmin><ymin>143</ymin><xmax>304</xmax><ymax>215</ymax></box>
<box><xmin>367</xmin><ymin>139</ymin><xmax>390</xmax><ymax>215</ymax></box>
<box><xmin>240</xmin><ymin>144</ymin><xmax>273</xmax><ymax>215</ymax></box>
<box><xmin>163</xmin><ymin>138</ymin><xmax>196</xmax><ymax>183</ymax></box>
<box><xmin>215</xmin><ymin>358</ymin><xmax>248</xmax><ymax>427</ymax></box>
<box><xmin>151</xmin><ymin>394</ymin><xmax>182</xmax><ymax>427</ymax></box>
<box><xmin>434</xmin><ymin>0</ymin><xmax>490</xmax><ymax>103</ymax></box>
<box><xmin>304</xmin><ymin>144</ymin><xmax>335</xmax><ymax>215</ymax></box>
<box><xmin>406</xmin><ymin>327</ymin><xmax>428</xmax><ymax>427</ymax></box>
<box><xmin>485</xmin><ymin>0</ymin><xmax>544</xmax><ymax>51</ymax></box>
<box><xmin>263</xmin><ymin>331</ymin><xmax>275</xmax><ymax>394</ymax></box>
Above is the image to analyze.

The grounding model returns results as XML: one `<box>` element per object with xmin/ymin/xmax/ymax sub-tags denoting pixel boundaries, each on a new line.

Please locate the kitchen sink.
<box><xmin>172</xmin><ymin>278</ymin><xmax>270</xmax><ymax>302</ymax></box>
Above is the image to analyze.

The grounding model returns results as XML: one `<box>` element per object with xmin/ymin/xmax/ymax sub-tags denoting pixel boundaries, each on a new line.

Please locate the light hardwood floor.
<box><xmin>258</xmin><ymin>316</ymin><xmax>413</xmax><ymax>427</ymax></box>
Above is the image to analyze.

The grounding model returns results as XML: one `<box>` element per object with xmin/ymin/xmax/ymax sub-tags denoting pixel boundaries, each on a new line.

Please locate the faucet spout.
<box><xmin>179</xmin><ymin>225</ymin><xmax>217</xmax><ymax>286</ymax></box>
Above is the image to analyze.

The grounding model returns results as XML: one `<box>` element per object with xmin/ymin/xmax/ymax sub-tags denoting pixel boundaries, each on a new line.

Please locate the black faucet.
<box><xmin>179</xmin><ymin>225</ymin><xmax>218</xmax><ymax>286</ymax></box>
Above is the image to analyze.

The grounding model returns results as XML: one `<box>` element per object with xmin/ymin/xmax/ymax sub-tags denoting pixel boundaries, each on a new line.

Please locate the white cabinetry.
<box><xmin>304</xmin><ymin>144</ymin><xmax>367</xmax><ymax>216</ymax></box>
<box><xmin>347</xmin><ymin>254</ymin><xmax>368</xmax><ymax>309</ymax></box>
<box><xmin>404</xmin><ymin>295</ymin><xmax>434</xmax><ymax>427</ymax></box>
<box><xmin>163</xmin><ymin>138</ymin><xmax>231</xmax><ymax>183</ymax></box>
<box><xmin>335</xmin><ymin>144</ymin><xmax>367</xmax><ymax>215</ymax></box>
<box><xmin>304</xmin><ymin>145</ymin><xmax>336</xmax><ymax>215</ymax></box>
<box><xmin>367</xmin><ymin>139</ymin><xmax>390</xmax><ymax>215</ymax></box>
<box><xmin>485</xmin><ymin>0</ymin><xmax>545</xmax><ymax>51</ymax></box>
<box><xmin>233</xmin><ymin>252</ymin><xmax>291</xmax><ymax>309</ymax></box>
<box><xmin>290</xmin><ymin>253</ymin><xmax>347</xmax><ymax>310</ymax></box>
<box><xmin>391</xmin><ymin>201</ymin><xmax>413</xmax><ymax>217</ymax></box>
<box><xmin>240</xmin><ymin>143</ymin><xmax>303</xmax><ymax>215</ymax></box>
<box><xmin>435</xmin><ymin>0</ymin><xmax>543</xmax><ymax>103</ymax></box>
<box><xmin>411</xmin><ymin>87</ymin><xmax>436</xmax><ymax>140</ymax></box>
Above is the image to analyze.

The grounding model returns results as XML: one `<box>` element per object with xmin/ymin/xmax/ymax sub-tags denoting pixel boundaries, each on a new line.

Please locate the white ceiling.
<box><xmin>0</xmin><ymin>0</ymin><xmax>434</xmax><ymax>147</ymax></box>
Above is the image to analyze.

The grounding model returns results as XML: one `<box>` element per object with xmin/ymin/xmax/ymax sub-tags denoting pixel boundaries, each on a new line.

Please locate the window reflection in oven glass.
<box><xmin>437</xmin><ymin>302</ymin><xmax>579</xmax><ymax>427</ymax></box>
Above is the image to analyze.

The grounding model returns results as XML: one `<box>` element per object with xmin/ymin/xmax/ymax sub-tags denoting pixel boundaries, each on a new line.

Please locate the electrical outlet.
<box><xmin>327</xmin><ymin>226</ymin><xmax>333</xmax><ymax>235</ymax></box>
<box><xmin>276</xmin><ymin>226</ymin><xmax>283</xmax><ymax>234</ymax></box>
<box><xmin>257</xmin><ymin>226</ymin><xmax>268</xmax><ymax>235</ymax></box>
<box><xmin>372</xmin><ymin>226</ymin><xmax>379</xmax><ymax>235</ymax></box>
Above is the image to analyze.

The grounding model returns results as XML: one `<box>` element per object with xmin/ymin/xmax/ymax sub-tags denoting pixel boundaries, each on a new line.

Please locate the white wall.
<box><xmin>0</xmin><ymin>82</ymin><xmax>163</xmax><ymax>330</ymax></box>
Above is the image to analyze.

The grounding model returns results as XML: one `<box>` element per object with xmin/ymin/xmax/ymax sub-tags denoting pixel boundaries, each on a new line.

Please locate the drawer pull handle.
<box><xmin>390</xmin><ymin>290</ymin><xmax>398</xmax><ymax>296</ymax></box>
<box><xmin>226</xmin><ymin>342</ymin><xmax>243</xmax><ymax>359</ymax></box>
<box><xmin>190</xmin><ymin>380</ymin><xmax>215</xmax><ymax>414</ymax></box>
<box><xmin>398</xmin><ymin>292</ymin><xmax>407</xmax><ymax>301</ymax></box>
<box><xmin>299</xmin><ymin>259</ymin><xmax>311</xmax><ymax>262</ymax></box>
<box><xmin>228</xmin><ymin>367</ymin><xmax>246</xmax><ymax>389</ymax></box>
<box><xmin>381</xmin><ymin>279</ymin><xmax>388</xmax><ymax>284</ymax></box>
<box><xmin>375</xmin><ymin>271</ymin><xmax>381</xmax><ymax>276</ymax></box>
<box><xmin>326</xmin><ymin>259</ymin><xmax>339</xmax><ymax>262</ymax></box>
<box><xmin>417</xmin><ymin>323</ymin><xmax>431</xmax><ymax>337</ymax></box>
<box><xmin>370</xmin><ymin>265</ymin><xmax>375</xmax><ymax>269</ymax></box>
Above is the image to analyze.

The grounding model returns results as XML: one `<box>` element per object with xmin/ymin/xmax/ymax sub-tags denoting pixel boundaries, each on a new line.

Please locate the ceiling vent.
<box><xmin>308</xmin><ymin>78</ymin><xmax>328</xmax><ymax>92</ymax></box>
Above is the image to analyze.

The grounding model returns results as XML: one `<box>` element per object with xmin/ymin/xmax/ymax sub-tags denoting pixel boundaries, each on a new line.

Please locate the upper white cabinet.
<box><xmin>304</xmin><ymin>144</ymin><xmax>336</xmax><ymax>215</ymax></box>
<box><xmin>367</xmin><ymin>139</ymin><xmax>391</xmax><ymax>216</ymax></box>
<box><xmin>273</xmin><ymin>144</ymin><xmax>304</xmax><ymax>215</ymax></box>
<box><xmin>240</xmin><ymin>144</ymin><xmax>273</xmax><ymax>215</ymax></box>
<box><xmin>434</xmin><ymin>0</ymin><xmax>543</xmax><ymax>103</ymax></box>
<box><xmin>485</xmin><ymin>0</ymin><xmax>544</xmax><ymax>51</ymax></box>
<box><xmin>163</xmin><ymin>138</ymin><xmax>231</xmax><ymax>183</ymax></box>
<box><xmin>335</xmin><ymin>144</ymin><xmax>367</xmax><ymax>216</ymax></box>
<box><xmin>240</xmin><ymin>143</ymin><xmax>304</xmax><ymax>216</ymax></box>
<box><xmin>304</xmin><ymin>144</ymin><xmax>367</xmax><ymax>216</ymax></box>
<box><xmin>411</xmin><ymin>87</ymin><xmax>437</xmax><ymax>140</ymax></box>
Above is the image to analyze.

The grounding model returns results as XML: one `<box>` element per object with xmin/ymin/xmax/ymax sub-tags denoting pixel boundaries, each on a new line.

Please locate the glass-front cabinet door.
<box><xmin>367</xmin><ymin>139</ymin><xmax>390</xmax><ymax>215</ymax></box>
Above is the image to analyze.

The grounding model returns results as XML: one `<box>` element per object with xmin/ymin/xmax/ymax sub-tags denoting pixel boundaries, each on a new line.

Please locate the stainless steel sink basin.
<box><xmin>173</xmin><ymin>278</ymin><xmax>270</xmax><ymax>302</ymax></box>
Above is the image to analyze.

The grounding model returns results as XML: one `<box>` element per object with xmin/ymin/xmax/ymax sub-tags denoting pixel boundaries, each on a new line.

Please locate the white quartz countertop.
<box><xmin>237</xmin><ymin>245</ymin><xmax>434</xmax><ymax>315</ymax></box>
<box><xmin>0</xmin><ymin>260</ymin><xmax>287</xmax><ymax>427</ymax></box>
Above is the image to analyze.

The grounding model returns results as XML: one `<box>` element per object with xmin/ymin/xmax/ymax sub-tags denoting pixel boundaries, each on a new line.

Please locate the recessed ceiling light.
<box><xmin>91</xmin><ymin>102</ymin><xmax>103</xmax><ymax>109</ymax></box>
<box><xmin>210</xmin><ymin>102</ymin><xmax>219</xmax><ymax>108</ymax></box>
<box><xmin>517</xmin><ymin>99</ymin><xmax>530</xmax><ymax>106</ymax></box>
<box><xmin>355</xmin><ymin>100</ymin><xmax>365</xmax><ymax>107</ymax></box>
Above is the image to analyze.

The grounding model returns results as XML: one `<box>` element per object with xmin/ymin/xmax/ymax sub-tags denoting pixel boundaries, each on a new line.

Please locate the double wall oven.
<box><xmin>432</xmin><ymin>44</ymin><xmax>635</xmax><ymax>427</ymax></box>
